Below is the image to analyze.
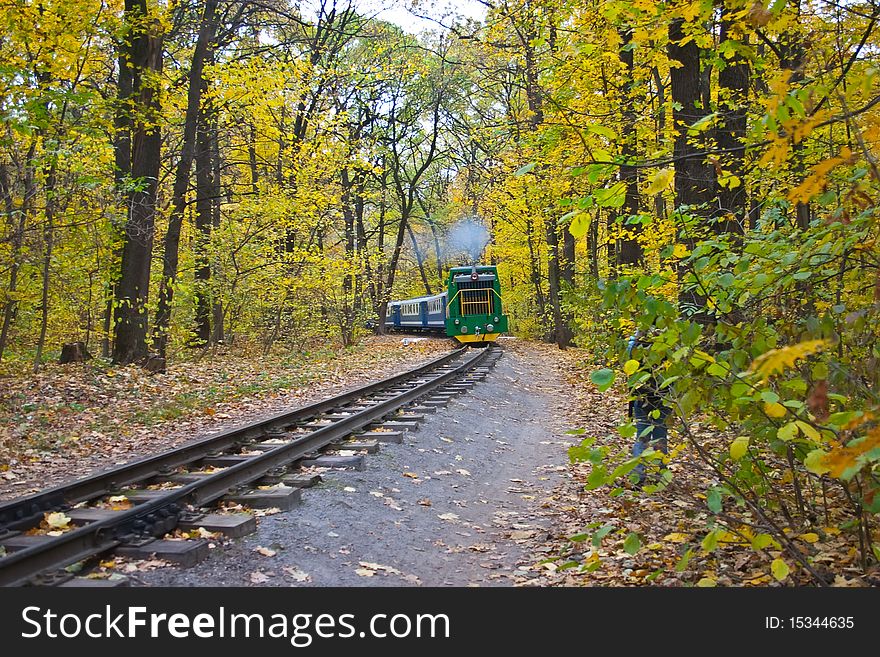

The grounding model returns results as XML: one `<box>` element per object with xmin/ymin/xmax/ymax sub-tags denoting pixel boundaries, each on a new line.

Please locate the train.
<box><xmin>385</xmin><ymin>265</ymin><xmax>509</xmax><ymax>345</ymax></box>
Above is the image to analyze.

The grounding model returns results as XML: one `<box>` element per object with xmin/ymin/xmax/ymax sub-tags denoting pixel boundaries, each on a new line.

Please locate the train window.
<box><xmin>429</xmin><ymin>298</ymin><xmax>442</xmax><ymax>314</ymax></box>
<box><xmin>401</xmin><ymin>303</ymin><xmax>420</xmax><ymax>316</ymax></box>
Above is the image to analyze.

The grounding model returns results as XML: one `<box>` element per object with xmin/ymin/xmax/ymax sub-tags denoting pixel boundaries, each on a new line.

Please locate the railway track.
<box><xmin>0</xmin><ymin>344</ymin><xmax>501</xmax><ymax>586</ymax></box>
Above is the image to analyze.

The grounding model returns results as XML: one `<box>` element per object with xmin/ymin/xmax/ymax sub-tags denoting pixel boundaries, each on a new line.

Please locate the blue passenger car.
<box><xmin>385</xmin><ymin>292</ymin><xmax>447</xmax><ymax>332</ymax></box>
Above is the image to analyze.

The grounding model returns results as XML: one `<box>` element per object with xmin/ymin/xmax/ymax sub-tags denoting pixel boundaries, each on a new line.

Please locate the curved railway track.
<box><xmin>0</xmin><ymin>344</ymin><xmax>501</xmax><ymax>586</ymax></box>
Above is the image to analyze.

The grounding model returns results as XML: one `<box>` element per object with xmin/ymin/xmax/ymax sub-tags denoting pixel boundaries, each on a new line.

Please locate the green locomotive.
<box><xmin>444</xmin><ymin>265</ymin><xmax>508</xmax><ymax>344</ymax></box>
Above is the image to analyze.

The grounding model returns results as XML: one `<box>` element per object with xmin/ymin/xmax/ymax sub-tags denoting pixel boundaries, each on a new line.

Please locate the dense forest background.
<box><xmin>2</xmin><ymin>0</ymin><xmax>880</xmax><ymax>583</ymax></box>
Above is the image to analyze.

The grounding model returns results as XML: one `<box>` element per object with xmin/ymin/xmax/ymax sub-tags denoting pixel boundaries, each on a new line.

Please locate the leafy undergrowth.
<box><xmin>509</xmin><ymin>342</ymin><xmax>878</xmax><ymax>587</ymax></box>
<box><xmin>0</xmin><ymin>336</ymin><xmax>452</xmax><ymax>500</ymax></box>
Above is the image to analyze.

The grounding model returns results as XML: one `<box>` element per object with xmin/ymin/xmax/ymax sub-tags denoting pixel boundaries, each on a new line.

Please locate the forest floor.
<box><xmin>0</xmin><ymin>336</ymin><xmax>451</xmax><ymax>500</ymax></box>
<box><xmin>0</xmin><ymin>337</ymin><xmax>873</xmax><ymax>586</ymax></box>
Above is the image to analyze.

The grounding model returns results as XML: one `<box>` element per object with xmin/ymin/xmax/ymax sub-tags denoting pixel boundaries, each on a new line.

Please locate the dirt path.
<box><xmin>134</xmin><ymin>342</ymin><xmax>575</xmax><ymax>587</ymax></box>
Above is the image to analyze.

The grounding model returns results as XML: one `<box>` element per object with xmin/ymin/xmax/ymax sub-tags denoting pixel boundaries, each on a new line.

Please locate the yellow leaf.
<box><xmin>730</xmin><ymin>436</ymin><xmax>750</xmax><ymax>460</ymax></box>
<box><xmin>663</xmin><ymin>532</ymin><xmax>690</xmax><ymax>543</ymax></box>
<box><xmin>696</xmin><ymin>577</ymin><xmax>716</xmax><ymax>587</ymax></box>
<box><xmin>623</xmin><ymin>359</ymin><xmax>640</xmax><ymax>375</ymax></box>
<box><xmin>45</xmin><ymin>512</ymin><xmax>71</xmax><ymax>530</ymax></box>
<box><xmin>795</xmin><ymin>421</ymin><xmax>821</xmax><ymax>442</ymax></box>
<box><xmin>749</xmin><ymin>340</ymin><xmax>829</xmax><ymax>379</ymax></box>
<box><xmin>646</xmin><ymin>168</ymin><xmax>674</xmax><ymax>195</ymax></box>
<box><xmin>771</xmin><ymin>558</ymin><xmax>790</xmax><ymax>581</ymax></box>
<box><xmin>764</xmin><ymin>402</ymin><xmax>787</xmax><ymax>418</ymax></box>
<box><xmin>798</xmin><ymin>533</ymin><xmax>819</xmax><ymax>544</ymax></box>
<box><xmin>672</xmin><ymin>243</ymin><xmax>689</xmax><ymax>259</ymax></box>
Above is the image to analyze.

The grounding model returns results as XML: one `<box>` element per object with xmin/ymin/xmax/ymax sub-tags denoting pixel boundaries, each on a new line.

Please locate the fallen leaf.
<box><xmin>249</xmin><ymin>572</ymin><xmax>271</xmax><ymax>584</ymax></box>
<box><xmin>254</xmin><ymin>546</ymin><xmax>277</xmax><ymax>557</ymax></box>
<box><xmin>283</xmin><ymin>567</ymin><xmax>311</xmax><ymax>582</ymax></box>
<box><xmin>45</xmin><ymin>512</ymin><xmax>71</xmax><ymax>530</ymax></box>
<box><xmin>510</xmin><ymin>530</ymin><xmax>536</xmax><ymax>540</ymax></box>
<box><xmin>438</xmin><ymin>513</ymin><xmax>459</xmax><ymax>521</ymax></box>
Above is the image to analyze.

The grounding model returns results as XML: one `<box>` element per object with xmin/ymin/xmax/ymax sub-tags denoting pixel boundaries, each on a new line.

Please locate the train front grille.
<box><xmin>458</xmin><ymin>282</ymin><xmax>494</xmax><ymax>316</ymax></box>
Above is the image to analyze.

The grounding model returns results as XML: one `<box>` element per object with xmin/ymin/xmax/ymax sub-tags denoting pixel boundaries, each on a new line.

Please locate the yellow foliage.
<box><xmin>820</xmin><ymin>426</ymin><xmax>880</xmax><ymax>479</ymax></box>
<box><xmin>788</xmin><ymin>148</ymin><xmax>852</xmax><ymax>203</ymax></box>
<box><xmin>748</xmin><ymin>340</ymin><xmax>830</xmax><ymax>378</ymax></box>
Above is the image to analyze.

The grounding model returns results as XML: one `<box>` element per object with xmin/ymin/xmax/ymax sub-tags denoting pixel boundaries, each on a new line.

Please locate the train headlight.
<box><xmin>460</xmin><ymin>325</ymin><xmax>468</xmax><ymax>333</ymax></box>
<box><xmin>494</xmin><ymin>317</ymin><xmax>499</xmax><ymax>323</ymax></box>
<box><xmin>487</xmin><ymin>323</ymin><xmax>494</xmax><ymax>332</ymax></box>
<box><xmin>455</xmin><ymin>319</ymin><xmax>460</xmax><ymax>325</ymax></box>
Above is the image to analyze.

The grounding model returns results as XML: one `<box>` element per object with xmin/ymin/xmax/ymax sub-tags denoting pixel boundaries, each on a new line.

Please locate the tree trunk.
<box><xmin>194</xmin><ymin>98</ymin><xmax>215</xmax><ymax>345</ymax></box>
<box><xmin>113</xmin><ymin>0</ymin><xmax>164</xmax><ymax>365</ymax></box>
<box><xmin>716</xmin><ymin>10</ymin><xmax>749</xmax><ymax>237</ymax></box>
<box><xmin>154</xmin><ymin>0</ymin><xmax>218</xmax><ymax>357</ymax></box>
<box><xmin>210</xmin><ymin>105</ymin><xmax>224</xmax><ymax>344</ymax></box>
<box><xmin>32</xmin><ymin>164</ymin><xmax>57</xmax><ymax>371</ymax></box>
<box><xmin>617</xmin><ymin>27</ymin><xmax>643</xmax><ymax>266</ymax></box>
<box><xmin>779</xmin><ymin>1</ymin><xmax>810</xmax><ymax>230</ymax></box>
<box><xmin>0</xmin><ymin>163</ymin><xmax>26</xmax><ymax>362</ymax></box>
<box><xmin>669</xmin><ymin>17</ymin><xmax>715</xmax><ymax>319</ymax></box>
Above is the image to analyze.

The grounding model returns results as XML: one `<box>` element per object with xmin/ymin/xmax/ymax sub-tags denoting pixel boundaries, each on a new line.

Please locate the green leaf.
<box><xmin>623</xmin><ymin>532</ymin><xmax>642</xmax><ymax>555</ymax></box>
<box><xmin>590</xmin><ymin>368</ymin><xmax>616</xmax><ymax>391</ymax></box>
<box><xmin>730</xmin><ymin>436</ymin><xmax>750</xmax><ymax>460</ymax></box>
<box><xmin>751</xmin><ymin>533</ymin><xmax>777</xmax><ymax>551</ymax></box>
<box><xmin>770</xmin><ymin>0</ymin><xmax>788</xmax><ymax>15</ymax></box>
<box><xmin>675</xmin><ymin>548</ymin><xmax>693</xmax><ymax>572</ymax></box>
<box><xmin>707</xmin><ymin>489</ymin><xmax>722</xmax><ymax>513</ymax></box>
<box><xmin>617</xmin><ymin>423</ymin><xmax>636</xmax><ymax>439</ymax></box>
<box><xmin>771</xmin><ymin>558</ymin><xmax>790</xmax><ymax>581</ymax></box>
<box><xmin>585</xmin><ymin>124</ymin><xmax>616</xmax><ymax>139</ymax></box>
<box><xmin>585</xmin><ymin>464</ymin><xmax>608</xmax><ymax>490</ymax></box>
<box><xmin>594</xmin><ymin>181</ymin><xmax>627</xmax><ymax>208</ymax></box>
<box><xmin>701</xmin><ymin>529</ymin><xmax>720</xmax><ymax>553</ymax></box>
<box><xmin>718</xmin><ymin>272</ymin><xmax>735</xmax><ymax>288</ymax></box>
<box><xmin>777</xmin><ymin>422</ymin><xmax>799</xmax><ymax>441</ymax></box>
<box><xmin>592</xmin><ymin>523</ymin><xmax>615</xmax><ymax>547</ymax></box>
<box><xmin>804</xmin><ymin>449</ymin><xmax>830</xmax><ymax>475</ymax></box>
<box><xmin>514</xmin><ymin>162</ymin><xmax>536</xmax><ymax>176</ymax></box>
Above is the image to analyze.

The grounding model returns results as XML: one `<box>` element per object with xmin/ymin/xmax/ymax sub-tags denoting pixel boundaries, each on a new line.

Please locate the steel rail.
<box><xmin>0</xmin><ymin>346</ymin><xmax>491</xmax><ymax>586</ymax></box>
<box><xmin>0</xmin><ymin>347</ymin><xmax>465</xmax><ymax>531</ymax></box>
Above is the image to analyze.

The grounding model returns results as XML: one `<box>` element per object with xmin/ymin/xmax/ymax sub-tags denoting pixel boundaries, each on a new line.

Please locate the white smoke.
<box><xmin>444</xmin><ymin>217</ymin><xmax>490</xmax><ymax>264</ymax></box>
